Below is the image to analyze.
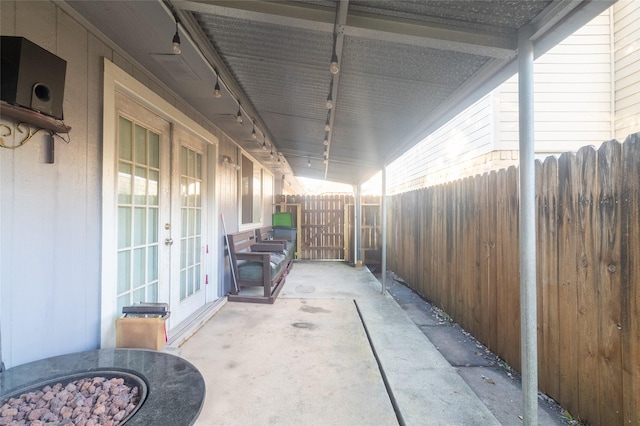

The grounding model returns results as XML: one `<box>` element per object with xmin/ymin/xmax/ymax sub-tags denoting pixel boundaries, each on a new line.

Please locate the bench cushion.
<box><xmin>237</xmin><ymin>253</ymin><xmax>286</xmax><ymax>281</ymax></box>
<box><xmin>272</xmin><ymin>227</ymin><xmax>296</xmax><ymax>254</ymax></box>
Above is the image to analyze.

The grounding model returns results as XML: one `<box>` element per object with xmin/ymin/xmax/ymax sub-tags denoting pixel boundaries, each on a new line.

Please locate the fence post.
<box><xmin>518</xmin><ymin>24</ymin><xmax>538</xmax><ymax>426</ymax></box>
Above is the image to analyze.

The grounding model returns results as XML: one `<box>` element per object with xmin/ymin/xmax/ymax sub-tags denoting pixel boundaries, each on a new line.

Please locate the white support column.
<box><xmin>381</xmin><ymin>167</ymin><xmax>387</xmax><ymax>294</ymax></box>
<box><xmin>518</xmin><ymin>25</ymin><xmax>538</xmax><ymax>426</ymax></box>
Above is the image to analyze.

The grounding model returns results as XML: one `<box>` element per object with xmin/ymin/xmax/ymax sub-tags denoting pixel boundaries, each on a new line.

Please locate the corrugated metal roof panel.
<box><xmin>67</xmin><ymin>0</ymin><xmax>613</xmax><ymax>186</ymax></box>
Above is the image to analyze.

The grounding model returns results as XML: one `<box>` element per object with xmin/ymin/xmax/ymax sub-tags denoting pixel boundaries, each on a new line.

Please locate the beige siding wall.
<box><xmin>0</xmin><ymin>0</ymin><xmax>242</xmax><ymax>368</ymax></box>
<box><xmin>495</xmin><ymin>10</ymin><xmax>613</xmax><ymax>153</ymax></box>
<box><xmin>614</xmin><ymin>0</ymin><xmax>640</xmax><ymax>139</ymax></box>
<box><xmin>1</xmin><ymin>0</ymin><xmax>106</xmax><ymax>369</ymax></box>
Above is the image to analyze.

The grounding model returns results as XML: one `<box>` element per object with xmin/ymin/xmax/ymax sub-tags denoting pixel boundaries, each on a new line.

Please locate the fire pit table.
<box><xmin>0</xmin><ymin>348</ymin><xmax>205</xmax><ymax>425</ymax></box>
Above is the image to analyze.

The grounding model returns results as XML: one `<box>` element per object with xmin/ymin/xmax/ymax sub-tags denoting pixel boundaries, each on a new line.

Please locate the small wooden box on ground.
<box><xmin>115</xmin><ymin>313</ymin><xmax>170</xmax><ymax>350</ymax></box>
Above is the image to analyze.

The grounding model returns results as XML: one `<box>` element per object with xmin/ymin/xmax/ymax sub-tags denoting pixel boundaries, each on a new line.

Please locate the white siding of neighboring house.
<box><xmin>495</xmin><ymin>9</ymin><xmax>613</xmax><ymax>154</ymax></box>
<box><xmin>614</xmin><ymin>0</ymin><xmax>640</xmax><ymax>140</ymax></box>
<box><xmin>386</xmin><ymin>94</ymin><xmax>494</xmax><ymax>193</ymax></box>
<box><xmin>0</xmin><ymin>0</ymin><xmax>268</xmax><ymax>368</ymax></box>
<box><xmin>386</xmin><ymin>7</ymin><xmax>623</xmax><ymax>194</ymax></box>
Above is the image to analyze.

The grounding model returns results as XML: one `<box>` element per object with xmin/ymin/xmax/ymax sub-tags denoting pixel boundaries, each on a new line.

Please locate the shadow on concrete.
<box><xmin>378</xmin><ymin>270</ymin><xmax>577</xmax><ymax>426</ymax></box>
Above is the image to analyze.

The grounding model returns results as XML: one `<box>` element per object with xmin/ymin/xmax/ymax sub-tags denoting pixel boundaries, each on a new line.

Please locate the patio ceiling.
<box><xmin>66</xmin><ymin>0</ymin><xmax>613</xmax><ymax>186</ymax></box>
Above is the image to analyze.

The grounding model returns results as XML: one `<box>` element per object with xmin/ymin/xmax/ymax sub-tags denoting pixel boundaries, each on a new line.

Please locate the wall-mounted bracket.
<box><xmin>0</xmin><ymin>101</ymin><xmax>70</xmax><ymax>162</ymax></box>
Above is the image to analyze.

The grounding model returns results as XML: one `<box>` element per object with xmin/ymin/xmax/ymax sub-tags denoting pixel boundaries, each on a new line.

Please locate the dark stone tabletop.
<box><xmin>0</xmin><ymin>349</ymin><xmax>205</xmax><ymax>426</ymax></box>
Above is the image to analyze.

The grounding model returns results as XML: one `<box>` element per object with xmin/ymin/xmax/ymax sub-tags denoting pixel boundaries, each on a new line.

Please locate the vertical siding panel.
<box><xmin>17</xmin><ymin>1</ymin><xmax>56</xmax><ymax>51</ymax></box>
<box><xmin>0</xmin><ymin>1</ymin><xmax>16</xmax><ymax>34</ymax></box>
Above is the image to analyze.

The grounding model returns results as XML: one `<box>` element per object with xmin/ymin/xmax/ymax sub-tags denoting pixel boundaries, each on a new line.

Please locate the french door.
<box><xmin>115</xmin><ymin>93</ymin><xmax>207</xmax><ymax>332</ymax></box>
<box><xmin>169</xmin><ymin>126</ymin><xmax>208</xmax><ymax>325</ymax></box>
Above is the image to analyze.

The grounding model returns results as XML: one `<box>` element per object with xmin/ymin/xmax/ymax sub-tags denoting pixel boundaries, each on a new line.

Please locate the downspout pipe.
<box><xmin>518</xmin><ymin>25</ymin><xmax>538</xmax><ymax>426</ymax></box>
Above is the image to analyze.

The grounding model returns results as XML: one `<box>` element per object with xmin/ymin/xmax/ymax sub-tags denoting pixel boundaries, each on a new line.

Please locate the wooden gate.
<box><xmin>275</xmin><ymin>194</ymin><xmax>381</xmax><ymax>264</ymax></box>
<box><xmin>275</xmin><ymin>194</ymin><xmax>352</xmax><ymax>260</ymax></box>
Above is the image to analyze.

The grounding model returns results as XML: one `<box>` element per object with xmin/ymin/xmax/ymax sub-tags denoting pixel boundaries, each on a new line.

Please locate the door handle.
<box><xmin>165</xmin><ymin>238</ymin><xmax>174</xmax><ymax>246</ymax></box>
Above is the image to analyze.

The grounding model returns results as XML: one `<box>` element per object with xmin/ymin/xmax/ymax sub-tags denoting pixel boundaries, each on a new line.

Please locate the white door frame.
<box><xmin>101</xmin><ymin>59</ymin><xmax>219</xmax><ymax>348</ymax></box>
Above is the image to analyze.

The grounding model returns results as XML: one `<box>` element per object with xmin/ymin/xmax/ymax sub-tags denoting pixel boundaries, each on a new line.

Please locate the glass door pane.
<box><xmin>179</xmin><ymin>146</ymin><xmax>203</xmax><ymax>301</ymax></box>
<box><xmin>116</xmin><ymin>116</ymin><xmax>161</xmax><ymax>313</ymax></box>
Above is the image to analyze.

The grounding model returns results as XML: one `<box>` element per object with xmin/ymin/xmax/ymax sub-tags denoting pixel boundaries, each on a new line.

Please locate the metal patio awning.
<box><xmin>66</xmin><ymin>0</ymin><xmax>613</xmax><ymax>186</ymax></box>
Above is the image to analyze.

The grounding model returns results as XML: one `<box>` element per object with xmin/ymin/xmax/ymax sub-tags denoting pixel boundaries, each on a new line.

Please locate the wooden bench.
<box><xmin>226</xmin><ymin>229</ymin><xmax>292</xmax><ymax>304</ymax></box>
<box><xmin>255</xmin><ymin>225</ymin><xmax>297</xmax><ymax>260</ymax></box>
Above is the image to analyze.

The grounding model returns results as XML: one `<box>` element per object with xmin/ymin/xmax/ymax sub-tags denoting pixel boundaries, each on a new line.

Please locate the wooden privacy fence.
<box><xmin>386</xmin><ymin>134</ymin><xmax>639</xmax><ymax>426</ymax></box>
<box><xmin>345</xmin><ymin>196</ymin><xmax>383</xmax><ymax>267</ymax></box>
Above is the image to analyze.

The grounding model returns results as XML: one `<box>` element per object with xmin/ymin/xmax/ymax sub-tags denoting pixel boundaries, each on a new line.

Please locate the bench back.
<box><xmin>255</xmin><ymin>226</ymin><xmax>274</xmax><ymax>243</ymax></box>
<box><xmin>227</xmin><ymin>230</ymin><xmax>256</xmax><ymax>269</ymax></box>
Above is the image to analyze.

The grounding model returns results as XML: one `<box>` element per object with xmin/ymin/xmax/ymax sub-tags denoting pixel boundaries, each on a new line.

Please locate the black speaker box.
<box><xmin>1</xmin><ymin>36</ymin><xmax>67</xmax><ymax>120</ymax></box>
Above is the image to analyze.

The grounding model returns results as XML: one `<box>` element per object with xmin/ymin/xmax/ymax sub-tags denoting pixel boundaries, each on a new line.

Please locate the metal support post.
<box><xmin>381</xmin><ymin>167</ymin><xmax>387</xmax><ymax>295</ymax></box>
<box><xmin>354</xmin><ymin>184</ymin><xmax>362</xmax><ymax>268</ymax></box>
<box><xmin>518</xmin><ymin>24</ymin><xmax>538</xmax><ymax>426</ymax></box>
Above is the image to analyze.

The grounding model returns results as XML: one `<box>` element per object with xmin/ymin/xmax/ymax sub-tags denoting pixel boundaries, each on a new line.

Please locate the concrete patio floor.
<box><xmin>178</xmin><ymin>261</ymin><xmax>505</xmax><ymax>425</ymax></box>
